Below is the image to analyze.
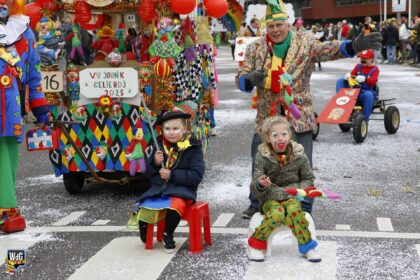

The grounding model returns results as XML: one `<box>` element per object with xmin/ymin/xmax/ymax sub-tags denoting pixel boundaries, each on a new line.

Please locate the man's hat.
<box><xmin>266</xmin><ymin>0</ymin><xmax>289</xmax><ymax>23</ymax></box>
<box><xmin>359</xmin><ymin>49</ymin><xmax>374</xmax><ymax>59</ymax></box>
<box><xmin>155</xmin><ymin>110</ymin><xmax>191</xmax><ymax>126</ymax></box>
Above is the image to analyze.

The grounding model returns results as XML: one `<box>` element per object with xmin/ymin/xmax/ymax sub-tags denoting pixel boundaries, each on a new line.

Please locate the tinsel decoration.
<box><xmin>156</xmin><ymin>79</ymin><xmax>175</xmax><ymax>111</ymax></box>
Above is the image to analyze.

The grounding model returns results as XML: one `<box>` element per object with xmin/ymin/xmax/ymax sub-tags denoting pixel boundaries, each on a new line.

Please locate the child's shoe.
<box><xmin>247</xmin><ymin>246</ymin><xmax>265</xmax><ymax>262</ymax></box>
<box><xmin>126</xmin><ymin>213</ymin><xmax>139</xmax><ymax>230</ymax></box>
<box><xmin>162</xmin><ymin>233</ymin><xmax>176</xmax><ymax>254</ymax></box>
<box><xmin>298</xmin><ymin>239</ymin><xmax>318</xmax><ymax>255</ymax></box>
<box><xmin>0</xmin><ymin>208</ymin><xmax>26</xmax><ymax>233</ymax></box>
<box><xmin>305</xmin><ymin>249</ymin><xmax>322</xmax><ymax>262</ymax></box>
<box><xmin>139</xmin><ymin>221</ymin><xmax>147</xmax><ymax>243</ymax></box>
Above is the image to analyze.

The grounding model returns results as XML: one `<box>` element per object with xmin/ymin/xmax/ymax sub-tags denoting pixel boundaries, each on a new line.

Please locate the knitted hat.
<box><xmin>265</xmin><ymin>0</ymin><xmax>289</xmax><ymax>23</ymax></box>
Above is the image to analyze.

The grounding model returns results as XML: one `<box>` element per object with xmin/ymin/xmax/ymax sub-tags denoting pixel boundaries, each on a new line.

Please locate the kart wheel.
<box><xmin>384</xmin><ymin>106</ymin><xmax>399</xmax><ymax>134</ymax></box>
<box><xmin>353</xmin><ymin>114</ymin><xmax>368</xmax><ymax>143</ymax></box>
<box><xmin>312</xmin><ymin>112</ymin><xmax>320</xmax><ymax>140</ymax></box>
<box><xmin>63</xmin><ymin>172</ymin><xmax>85</xmax><ymax>194</ymax></box>
<box><xmin>338</xmin><ymin>123</ymin><xmax>351</xmax><ymax>132</ymax></box>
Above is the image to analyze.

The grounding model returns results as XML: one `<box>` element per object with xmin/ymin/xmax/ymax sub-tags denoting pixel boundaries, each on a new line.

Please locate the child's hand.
<box><xmin>159</xmin><ymin>168</ymin><xmax>171</xmax><ymax>180</ymax></box>
<box><xmin>344</xmin><ymin>72</ymin><xmax>351</xmax><ymax>80</ymax></box>
<box><xmin>258</xmin><ymin>175</ymin><xmax>272</xmax><ymax>188</ymax></box>
<box><xmin>355</xmin><ymin>75</ymin><xmax>366</xmax><ymax>83</ymax></box>
<box><xmin>154</xmin><ymin>150</ymin><xmax>164</xmax><ymax>165</ymax></box>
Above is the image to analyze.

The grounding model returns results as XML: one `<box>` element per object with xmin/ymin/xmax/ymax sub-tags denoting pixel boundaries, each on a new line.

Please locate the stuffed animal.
<box><xmin>283</xmin><ymin>186</ymin><xmax>342</xmax><ymax>201</ymax></box>
<box><xmin>91</xmin><ymin>26</ymin><xmax>117</xmax><ymax>60</ymax></box>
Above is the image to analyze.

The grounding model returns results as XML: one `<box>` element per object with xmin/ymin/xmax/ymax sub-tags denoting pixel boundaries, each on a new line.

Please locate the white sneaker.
<box><xmin>210</xmin><ymin>128</ymin><xmax>217</xmax><ymax>136</ymax></box>
<box><xmin>247</xmin><ymin>246</ymin><xmax>265</xmax><ymax>262</ymax></box>
<box><xmin>305</xmin><ymin>249</ymin><xmax>322</xmax><ymax>262</ymax></box>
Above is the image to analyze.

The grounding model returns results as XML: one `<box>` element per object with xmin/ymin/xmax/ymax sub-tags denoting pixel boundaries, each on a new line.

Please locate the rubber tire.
<box><xmin>63</xmin><ymin>172</ymin><xmax>85</xmax><ymax>194</ymax></box>
<box><xmin>353</xmin><ymin>114</ymin><xmax>368</xmax><ymax>143</ymax></box>
<box><xmin>384</xmin><ymin>106</ymin><xmax>400</xmax><ymax>134</ymax></box>
<box><xmin>338</xmin><ymin>123</ymin><xmax>351</xmax><ymax>132</ymax></box>
<box><xmin>312</xmin><ymin>112</ymin><xmax>320</xmax><ymax>140</ymax></box>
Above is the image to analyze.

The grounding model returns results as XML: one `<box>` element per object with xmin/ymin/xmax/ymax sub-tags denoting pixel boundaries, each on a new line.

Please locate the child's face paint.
<box><xmin>268</xmin><ymin>123</ymin><xmax>291</xmax><ymax>153</ymax></box>
<box><xmin>0</xmin><ymin>7</ymin><xmax>7</xmax><ymax>19</ymax></box>
<box><xmin>163</xmin><ymin>119</ymin><xmax>186</xmax><ymax>143</ymax></box>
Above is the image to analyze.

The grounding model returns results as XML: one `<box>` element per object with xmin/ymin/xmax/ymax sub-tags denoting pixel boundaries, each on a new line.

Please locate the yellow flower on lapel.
<box><xmin>177</xmin><ymin>139</ymin><xmax>191</xmax><ymax>151</ymax></box>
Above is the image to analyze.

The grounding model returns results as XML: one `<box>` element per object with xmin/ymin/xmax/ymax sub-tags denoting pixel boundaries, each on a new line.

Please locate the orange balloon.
<box><xmin>24</xmin><ymin>2</ymin><xmax>42</xmax><ymax>30</ymax></box>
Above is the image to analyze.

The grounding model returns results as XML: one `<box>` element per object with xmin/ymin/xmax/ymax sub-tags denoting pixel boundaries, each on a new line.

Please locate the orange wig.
<box><xmin>10</xmin><ymin>0</ymin><xmax>26</xmax><ymax>16</ymax></box>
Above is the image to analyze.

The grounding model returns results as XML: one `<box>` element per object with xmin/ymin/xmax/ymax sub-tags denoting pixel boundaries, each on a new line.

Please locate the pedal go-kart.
<box><xmin>315</xmin><ymin>77</ymin><xmax>400</xmax><ymax>143</ymax></box>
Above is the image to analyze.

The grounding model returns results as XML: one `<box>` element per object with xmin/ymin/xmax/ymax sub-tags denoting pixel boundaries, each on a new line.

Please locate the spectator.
<box><xmin>341</xmin><ymin>20</ymin><xmax>350</xmax><ymax>40</ymax></box>
<box><xmin>383</xmin><ymin>18</ymin><xmax>399</xmax><ymax>64</ymax></box>
<box><xmin>399</xmin><ymin>17</ymin><xmax>411</xmax><ymax>64</ymax></box>
<box><xmin>239</xmin><ymin>18</ymin><xmax>260</xmax><ymax>37</ymax></box>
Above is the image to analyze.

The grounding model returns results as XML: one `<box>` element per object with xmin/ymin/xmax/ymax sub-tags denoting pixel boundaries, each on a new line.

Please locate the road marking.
<box><xmin>179</xmin><ymin>220</ymin><xmax>188</xmax><ymax>226</ymax></box>
<box><xmin>335</xmin><ymin>224</ymin><xmax>351</xmax><ymax>231</ymax></box>
<box><xmin>377</xmin><ymin>218</ymin><xmax>394</xmax><ymax>232</ymax></box>
<box><xmin>68</xmin><ymin>237</ymin><xmax>186</xmax><ymax>280</ymax></box>
<box><xmin>91</xmin><ymin>220</ymin><xmax>111</xmax><ymax>226</ymax></box>
<box><xmin>25</xmin><ymin>226</ymin><xmax>420</xmax><ymax>239</ymax></box>
<box><xmin>416</xmin><ymin>244</ymin><xmax>420</xmax><ymax>258</ymax></box>
<box><xmin>52</xmin><ymin>211</ymin><xmax>86</xmax><ymax>226</ymax></box>
<box><xmin>0</xmin><ymin>238</ymin><xmax>36</xmax><ymax>266</ymax></box>
<box><xmin>212</xmin><ymin>213</ymin><xmax>235</xmax><ymax>227</ymax></box>
<box><xmin>245</xmin><ymin>240</ymin><xmax>337</xmax><ymax>280</ymax></box>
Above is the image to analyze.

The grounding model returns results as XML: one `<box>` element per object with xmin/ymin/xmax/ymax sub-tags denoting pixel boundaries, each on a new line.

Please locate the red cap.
<box><xmin>119</xmin><ymin>22</ymin><xmax>125</xmax><ymax>29</ymax></box>
<box><xmin>359</xmin><ymin>49</ymin><xmax>374</xmax><ymax>59</ymax></box>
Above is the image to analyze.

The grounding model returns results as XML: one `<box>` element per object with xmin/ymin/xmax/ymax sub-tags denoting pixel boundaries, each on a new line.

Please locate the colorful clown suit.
<box><xmin>0</xmin><ymin>15</ymin><xmax>50</xmax><ymax>233</ymax></box>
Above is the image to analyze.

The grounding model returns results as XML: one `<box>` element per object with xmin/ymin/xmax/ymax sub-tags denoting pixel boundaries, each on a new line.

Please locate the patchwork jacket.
<box><xmin>236</xmin><ymin>32</ymin><xmax>351</xmax><ymax>134</ymax></box>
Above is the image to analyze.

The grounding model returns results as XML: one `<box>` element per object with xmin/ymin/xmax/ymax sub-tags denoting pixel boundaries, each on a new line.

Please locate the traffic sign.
<box><xmin>392</xmin><ymin>0</ymin><xmax>406</xmax><ymax>12</ymax></box>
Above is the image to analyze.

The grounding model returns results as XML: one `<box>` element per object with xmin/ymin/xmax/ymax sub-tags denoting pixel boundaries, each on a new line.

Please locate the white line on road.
<box><xmin>25</xmin><ymin>226</ymin><xmax>420</xmax><ymax>240</ymax></box>
<box><xmin>68</xmin><ymin>237</ymin><xmax>186</xmax><ymax>280</ymax></box>
<box><xmin>91</xmin><ymin>220</ymin><xmax>111</xmax><ymax>226</ymax></box>
<box><xmin>212</xmin><ymin>213</ymin><xmax>235</xmax><ymax>227</ymax></box>
<box><xmin>416</xmin><ymin>244</ymin><xmax>420</xmax><ymax>258</ymax></box>
<box><xmin>335</xmin><ymin>224</ymin><xmax>351</xmax><ymax>231</ymax></box>
<box><xmin>377</xmin><ymin>218</ymin><xmax>394</xmax><ymax>232</ymax></box>
<box><xmin>52</xmin><ymin>211</ymin><xmax>86</xmax><ymax>226</ymax></box>
<box><xmin>245</xmin><ymin>240</ymin><xmax>337</xmax><ymax>280</ymax></box>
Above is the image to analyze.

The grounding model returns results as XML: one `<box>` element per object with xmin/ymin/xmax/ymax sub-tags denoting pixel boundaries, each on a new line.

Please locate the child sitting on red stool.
<box><xmin>336</xmin><ymin>49</ymin><xmax>380</xmax><ymax>121</ymax></box>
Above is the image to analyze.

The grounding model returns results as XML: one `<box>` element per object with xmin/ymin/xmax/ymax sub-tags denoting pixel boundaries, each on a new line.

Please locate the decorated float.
<box><xmin>25</xmin><ymin>0</ymin><xmax>242</xmax><ymax>193</ymax></box>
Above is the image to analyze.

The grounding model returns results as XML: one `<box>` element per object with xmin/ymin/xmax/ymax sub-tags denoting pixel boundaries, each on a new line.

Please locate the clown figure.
<box><xmin>0</xmin><ymin>0</ymin><xmax>50</xmax><ymax>233</ymax></box>
<box><xmin>125</xmin><ymin>128</ymin><xmax>146</xmax><ymax>176</ymax></box>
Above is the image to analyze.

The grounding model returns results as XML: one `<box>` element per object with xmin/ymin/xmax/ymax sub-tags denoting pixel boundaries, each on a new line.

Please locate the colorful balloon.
<box><xmin>171</xmin><ymin>0</ymin><xmax>196</xmax><ymax>15</ymax></box>
<box><xmin>205</xmin><ymin>0</ymin><xmax>228</xmax><ymax>18</ymax></box>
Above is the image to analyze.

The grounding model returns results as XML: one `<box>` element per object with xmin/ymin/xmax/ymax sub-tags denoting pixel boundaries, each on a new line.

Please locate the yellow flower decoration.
<box><xmin>177</xmin><ymin>139</ymin><xmax>191</xmax><ymax>151</ymax></box>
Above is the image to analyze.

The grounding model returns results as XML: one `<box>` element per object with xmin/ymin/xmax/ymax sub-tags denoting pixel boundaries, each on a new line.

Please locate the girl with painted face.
<box><xmin>127</xmin><ymin>110</ymin><xmax>205</xmax><ymax>253</ymax></box>
<box><xmin>247</xmin><ymin>116</ymin><xmax>320</xmax><ymax>262</ymax></box>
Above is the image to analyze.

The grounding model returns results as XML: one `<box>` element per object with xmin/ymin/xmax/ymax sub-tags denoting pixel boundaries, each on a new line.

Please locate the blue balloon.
<box><xmin>145</xmin><ymin>85</ymin><xmax>152</xmax><ymax>96</ymax></box>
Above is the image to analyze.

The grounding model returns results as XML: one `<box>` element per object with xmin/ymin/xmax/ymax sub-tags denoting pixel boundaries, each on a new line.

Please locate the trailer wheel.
<box><xmin>353</xmin><ymin>114</ymin><xmax>368</xmax><ymax>143</ymax></box>
<box><xmin>384</xmin><ymin>106</ymin><xmax>400</xmax><ymax>134</ymax></box>
<box><xmin>338</xmin><ymin>123</ymin><xmax>352</xmax><ymax>132</ymax></box>
<box><xmin>63</xmin><ymin>172</ymin><xmax>85</xmax><ymax>194</ymax></box>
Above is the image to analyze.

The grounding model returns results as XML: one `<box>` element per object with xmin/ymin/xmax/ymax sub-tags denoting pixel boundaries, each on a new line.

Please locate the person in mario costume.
<box><xmin>336</xmin><ymin>49</ymin><xmax>380</xmax><ymax>121</ymax></box>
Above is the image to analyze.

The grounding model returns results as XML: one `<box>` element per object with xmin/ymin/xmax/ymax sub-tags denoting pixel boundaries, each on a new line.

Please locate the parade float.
<box><xmin>25</xmin><ymin>0</ymin><xmax>242</xmax><ymax>193</ymax></box>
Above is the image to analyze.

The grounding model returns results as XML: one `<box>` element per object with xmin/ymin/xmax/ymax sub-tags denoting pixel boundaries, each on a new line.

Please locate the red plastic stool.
<box><xmin>145</xmin><ymin>201</ymin><xmax>212</xmax><ymax>253</ymax></box>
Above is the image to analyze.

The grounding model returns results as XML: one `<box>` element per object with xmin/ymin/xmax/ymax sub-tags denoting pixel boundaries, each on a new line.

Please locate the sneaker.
<box><xmin>162</xmin><ymin>233</ymin><xmax>176</xmax><ymax>253</ymax></box>
<box><xmin>139</xmin><ymin>221</ymin><xmax>147</xmax><ymax>243</ymax></box>
<box><xmin>210</xmin><ymin>128</ymin><xmax>217</xmax><ymax>136</ymax></box>
<box><xmin>126</xmin><ymin>213</ymin><xmax>139</xmax><ymax>230</ymax></box>
<box><xmin>247</xmin><ymin>246</ymin><xmax>265</xmax><ymax>262</ymax></box>
<box><xmin>305</xmin><ymin>249</ymin><xmax>322</xmax><ymax>262</ymax></box>
<box><xmin>241</xmin><ymin>205</ymin><xmax>259</xmax><ymax>219</ymax></box>
<box><xmin>298</xmin><ymin>240</ymin><xmax>318</xmax><ymax>255</ymax></box>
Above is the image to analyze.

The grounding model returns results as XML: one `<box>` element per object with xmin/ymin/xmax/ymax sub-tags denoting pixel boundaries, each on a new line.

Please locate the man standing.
<box><xmin>383</xmin><ymin>18</ymin><xmax>399</xmax><ymax>64</ymax></box>
<box><xmin>399</xmin><ymin>17</ymin><xmax>411</xmax><ymax>64</ymax></box>
<box><xmin>0</xmin><ymin>0</ymin><xmax>50</xmax><ymax>233</ymax></box>
<box><xmin>236</xmin><ymin>0</ymin><xmax>382</xmax><ymax>218</ymax></box>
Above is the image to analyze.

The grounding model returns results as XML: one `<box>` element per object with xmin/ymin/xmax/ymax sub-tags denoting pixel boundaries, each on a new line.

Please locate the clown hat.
<box><xmin>97</xmin><ymin>26</ymin><xmax>115</xmax><ymax>38</ymax></box>
<box><xmin>266</xmin><ymin>0</ymin><xmax>289</xmax><ymax>23</ymax></box>
<box><xmin>359</xmin><ymin>49</ymin><xmax>374</xmax><ymax>59</ymax></box>
<box><xmin>40</xmin><ymin>17</ymin><xmax>50</xmax><ymax>23</ymax></box>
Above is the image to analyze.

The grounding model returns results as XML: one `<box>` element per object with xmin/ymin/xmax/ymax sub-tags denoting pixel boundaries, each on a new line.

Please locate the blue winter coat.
<box><xmin>137</xmin><ymin>135</ymin><xmax>205</xmax><ymax>203</ymax></box>
<box><xmin>0</xmin><ymin>22</ymin><xmax>50</xmax><ymax>142</ymax></box>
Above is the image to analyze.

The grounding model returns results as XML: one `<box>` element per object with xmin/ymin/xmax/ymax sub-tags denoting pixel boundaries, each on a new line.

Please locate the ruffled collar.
<box><xmin>0</xmin><ymin>15</ymin><xmax>30</xmax><ymax>46</ymax></box>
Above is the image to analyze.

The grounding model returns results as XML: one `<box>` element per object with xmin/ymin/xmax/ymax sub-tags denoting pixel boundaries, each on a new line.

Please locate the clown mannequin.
<box><xmin>236</xmin><ymin>0</ymin><xmax>382</xmax><ymax>218</ymax></box>
<box><xmin>0</xmin><ymin>0</ymin><xmax>50</xmax><ymax>233</ymax></box>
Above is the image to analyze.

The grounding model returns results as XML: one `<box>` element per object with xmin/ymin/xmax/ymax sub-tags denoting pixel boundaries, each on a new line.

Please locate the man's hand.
<box><xmin>352</xmin><ymin>32</ymin><xmax>382</xmax><ymax>53</ymax></box>
<box><xmin>154</xmin><ymin>150</ymin><xmax>164</xmax><ymax>166</ymax></box>
<box><xmin>355</xmin><ymin>75</ymin><xmax>366</xmax><ymax>83</ymax></box>
<box><xmin>344</xmin><ymin>72</ymin><xmax>351</xmax><ymax>80</ymax></box>
<box><xmin>258</xmin><ymin>175</ymin><xmax>272</xmax><ymax>188</ymax></box>
<box><xmin>246</xmin><ymin>70</ymin><xmax>267</xmax><ymax>89</ymax></box>
<box><xmin>159</xmin><ymin>168</ymin><xmax>171</xmax><ymax>181</ymax></box>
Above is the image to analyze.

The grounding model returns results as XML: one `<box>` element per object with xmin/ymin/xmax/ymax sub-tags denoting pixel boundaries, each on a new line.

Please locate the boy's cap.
<box><xmin>358</xmin><ymin>49</ymin><xmax>374</xmax><ymax>59</ymax></box>
<box><xmin>156</xmin><ymin>110</ymin><xmax>191</xmax><ymax>126</ymax></box>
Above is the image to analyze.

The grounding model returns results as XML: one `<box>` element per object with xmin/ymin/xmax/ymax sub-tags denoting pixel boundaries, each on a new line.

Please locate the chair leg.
<box><xmin>145</xmin><ymin>223</ymin><xmax>154</xmax><ymax>250</ymax></box>
<box><xmin>157</xmin><ymin>219</ymin><xmax>165</xmax><ymax>242</ymax></box>
<box><xmin>203</xmin><ymin>206</ymin><xmax>212</xmax><ymax>246</ymax></box>
<box><xmin>189</xmin><ymin>208</ymin><xmax>203</xmax><ymax>253</ymax></box>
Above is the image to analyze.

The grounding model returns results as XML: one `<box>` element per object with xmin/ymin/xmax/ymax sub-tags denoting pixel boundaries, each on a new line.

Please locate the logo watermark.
<box><xmin>5</xmin><ymin>250</ymin><xmax>26</xmax><ymax>274</ymax></box>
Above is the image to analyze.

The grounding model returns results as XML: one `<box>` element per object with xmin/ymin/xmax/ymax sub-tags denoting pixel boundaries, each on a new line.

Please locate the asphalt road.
<box><xmin>1</xmin><ymin>46</ymin><xmax>420</xmax><ymax>280</ymax></box>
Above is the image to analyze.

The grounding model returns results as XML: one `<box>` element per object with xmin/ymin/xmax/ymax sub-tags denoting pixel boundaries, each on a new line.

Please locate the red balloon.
<box><xmin>24</xmin><ymin>3</ymin><xmax>42</xmax><ymax>30</ymax></box>
<box><xmin>205</xmin><ymin>0</ymin><xmax>229</xmax><ymax>18</ymax></box>
<box><xmin>171</xmin><ymin>0</ymin><xmax>196</xmax><ymax>15</ymax></box>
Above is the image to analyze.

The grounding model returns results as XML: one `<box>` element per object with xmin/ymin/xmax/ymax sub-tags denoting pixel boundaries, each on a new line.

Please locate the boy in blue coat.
<box><xmin>128</xmin><ymin>110</ymin><xmax>205</xmax><ymax>253</ymax></box>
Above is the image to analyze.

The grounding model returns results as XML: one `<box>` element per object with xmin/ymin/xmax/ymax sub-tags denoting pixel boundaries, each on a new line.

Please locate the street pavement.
<box><xmin>1</xmin><ymin>46</ymin><xmax>420</xmax><ymax>280</ymax></box>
